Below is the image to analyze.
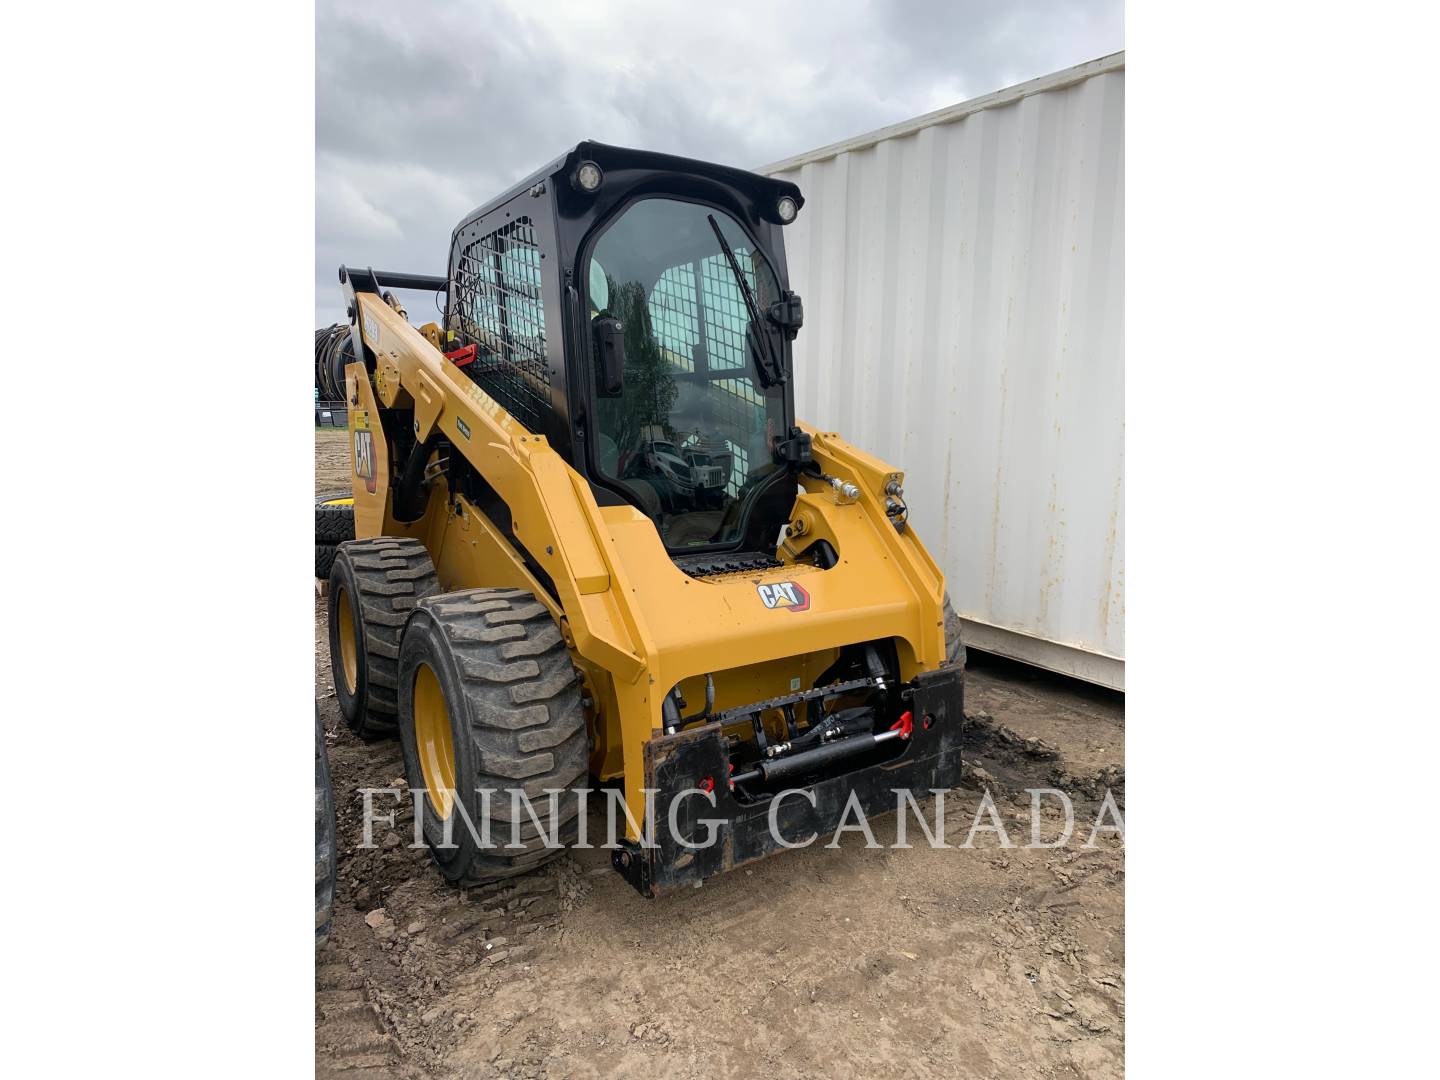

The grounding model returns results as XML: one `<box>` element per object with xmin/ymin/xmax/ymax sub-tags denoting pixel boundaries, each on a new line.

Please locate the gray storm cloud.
<box><xmin>315</xmin><ymin>0</ymin><xmax>1122</xmax><ymax>326</ymax></box>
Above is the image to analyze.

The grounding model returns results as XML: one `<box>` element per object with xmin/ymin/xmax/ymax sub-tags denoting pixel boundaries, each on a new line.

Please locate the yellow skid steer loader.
<box><xmin>326</xmin><ymin>142</ymin><xmax>963</xmax><ymax>896</ymax></box>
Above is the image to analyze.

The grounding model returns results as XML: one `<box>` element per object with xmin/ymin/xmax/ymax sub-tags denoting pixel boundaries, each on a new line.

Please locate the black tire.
<box><xmin>315</xmin><ymin>492</ymin><xmax>356</xmax><ymax>544</ymax></box>
<box><xmin>330</xmin><ymin>333</ymin><xmax>355</xmax><ymax>403</ymax></box>
<box><xmin>397</xmin><ymin>588</ymin><xmax>590</xmax><ymax>887</ymax></box>
<box><xmin>328</xmin><ymin>538</ymin><xmax>441</xmax><ymax>740</ymax></box>
<box><xmin>942</xmin><ymin>591</ymin><xmax>967</xmax><ymax>673</ymax></box>
<box><xmin>316</xmin><ymin>543</ymin><xmax>338</xmax><ymax>580</ymax></box>
<box><xmin>315</xmin><ymin>326</ymin><xmax>334</xmax><ymax>397</ymax></box>
<box><xmin>316</xmin><ymin>325</ymin><xmax>340</xmax><ymax>400</ymax></box>
<box><xmin>316</xmin><ymin>704</ymin><xmax>337</xmax><ymax>945</ymax></box>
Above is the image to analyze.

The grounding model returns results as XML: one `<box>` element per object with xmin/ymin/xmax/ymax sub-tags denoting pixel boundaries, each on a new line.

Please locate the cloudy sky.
<box><xmin>316</xmin><ymin>0</ymin><xmax>1123</xmax><ymax>326</ymax></box>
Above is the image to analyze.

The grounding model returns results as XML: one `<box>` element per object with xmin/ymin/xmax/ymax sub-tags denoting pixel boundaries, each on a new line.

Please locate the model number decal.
<box><xmin>757</xmin><ymin>581</ymin><xmax>810</xmax><ymax>612</ymax></box>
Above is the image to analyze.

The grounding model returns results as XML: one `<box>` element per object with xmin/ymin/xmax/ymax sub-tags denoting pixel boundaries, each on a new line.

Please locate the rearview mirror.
<box><xmin>766</xmin><ymin>291</ymin><xmax>803</xmax><ymax>339</ymax></box>
<box><xmin>592</xmin><ymin>316</ymin><xmax>626</xmax><ymax>397</ymax></box>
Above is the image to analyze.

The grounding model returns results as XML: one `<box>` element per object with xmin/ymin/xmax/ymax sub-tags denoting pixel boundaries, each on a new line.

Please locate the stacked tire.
<box><xmin>315</xmin><ymin>492</ymin><xmax>355</xmax><ymax>579</ymax></box>
<box><xmin>314</xmin><ymin>324</ymin><xmax>355</xmax><ymax>402</ymax></box>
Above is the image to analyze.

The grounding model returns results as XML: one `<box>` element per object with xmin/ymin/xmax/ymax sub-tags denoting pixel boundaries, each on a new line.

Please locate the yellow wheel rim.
<box><xmin>413</xmin><ymin>663</ymin><xmax>456</xmax><ymax>819</ymax></box>
<box><xmin>321</xmin><ymin>497</ymin><xmax>354</xmax><ymax>506</ymax></box>
<box><xmin>336</xmin><ymin>587</ymin><xmax>358</xmax><ymax>694</ymax></box>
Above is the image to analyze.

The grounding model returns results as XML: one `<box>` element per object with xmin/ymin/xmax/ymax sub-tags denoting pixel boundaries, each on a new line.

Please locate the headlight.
<box><xmin>776</xmin><ymin>195</ymin><xmax>798</xmax><ymax>224</ymax></box>
<box><xmin>573</xmin><ymin>161</ymin><xmax>604</xmax><ymax>193</ymax></box>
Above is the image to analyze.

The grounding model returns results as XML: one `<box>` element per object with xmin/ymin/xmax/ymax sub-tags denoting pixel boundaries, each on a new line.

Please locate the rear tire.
<box><xmin>397</xmin><ymin>588</ymin><xmax>590</xmax><ymax>887</ymax></box>
<box><xmin>328</xmin><ymin>538</ymin><xmax>441</xmax><ymax>740</ymax></box>
<box><xmin>315</xmin><ymin>544</ymin><xmax>338</xmax><ymax>580</ymax></box>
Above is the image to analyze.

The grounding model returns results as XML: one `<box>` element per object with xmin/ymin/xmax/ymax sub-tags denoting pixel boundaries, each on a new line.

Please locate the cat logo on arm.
<box><xmin>353</xmin><ymin>412</ymin><xmax>377</xmax><ymax>495</ymax></box>
<box><xmin>757</xmin><ymin>581</ymin><xmax>810</xmax><ymax>612</ymax></box>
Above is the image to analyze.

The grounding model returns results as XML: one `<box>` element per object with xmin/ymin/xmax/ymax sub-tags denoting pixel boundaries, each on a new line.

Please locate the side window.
<box><xmin>641</xmin><ymin>250</ymin><xmax>765</xmax><ymax>496</ymax></box>
<box><xmin>649</xmin><ymin>265</ymin><xmax>700</xmax><ymax>371</ymax></box>
<box><xmin>453</xmin><ymin>217</ymin><xmax>550</xmax><ymax>431</ymax></box>
<box><xmin>642</xmin><ymin>251</ymin><xmax>764</xmax><ymax>375</ymax></box>
<box><xmin>699</xmin><ymin>251</ymin><xmax>756</xmax><ymax>371</ymax></box>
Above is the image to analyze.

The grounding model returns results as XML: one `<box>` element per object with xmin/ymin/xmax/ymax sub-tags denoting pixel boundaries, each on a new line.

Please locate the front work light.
<box><xmin>573</xmin><ymin>161</ymin><xmax>604</xmax><ymax>192</ymax></box>
<box><xmin>776</xmin><ymin>195</ymin><xmax>798</xmax><ymax>223</ymax></box>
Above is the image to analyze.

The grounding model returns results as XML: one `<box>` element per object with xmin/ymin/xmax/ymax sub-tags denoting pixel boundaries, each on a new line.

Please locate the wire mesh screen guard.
<box><xmin>454</xmin><ymin>217</ymin><xmax>551</xmax><ymax>431</ymax></box>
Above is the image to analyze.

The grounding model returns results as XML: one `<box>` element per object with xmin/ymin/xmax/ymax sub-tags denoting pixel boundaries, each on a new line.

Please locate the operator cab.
<box><xmin>443</xmin><ymin>142</ymin><xmax>808</xmax><ymax>569</ymax></box>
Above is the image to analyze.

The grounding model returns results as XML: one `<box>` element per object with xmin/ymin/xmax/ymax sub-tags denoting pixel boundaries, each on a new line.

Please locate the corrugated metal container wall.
<box><xmin>762</xmin><ymin>54</ymin><xmax>1124</xmax><ymax>689</ymax></box>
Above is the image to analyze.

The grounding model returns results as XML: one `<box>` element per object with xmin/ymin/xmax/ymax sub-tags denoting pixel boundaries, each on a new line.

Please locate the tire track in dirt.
<box><xmin>315</xmin><ymin>942</ymin><xmax>410</xmax><ymax>1078</ymax></box>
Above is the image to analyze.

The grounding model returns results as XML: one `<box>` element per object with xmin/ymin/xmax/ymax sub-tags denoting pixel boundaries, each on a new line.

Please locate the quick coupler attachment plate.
<box><xmin>612</xmin><ymin>667</ymin><xmax>963</xmax><ymax>897</ymax></box>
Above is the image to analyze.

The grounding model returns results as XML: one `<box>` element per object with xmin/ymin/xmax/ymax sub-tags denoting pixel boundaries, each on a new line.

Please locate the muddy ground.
<box><xmin>314</xmin><ymin>430</ymin><xmax>1125</xmax><ymax>1079</ymax></box>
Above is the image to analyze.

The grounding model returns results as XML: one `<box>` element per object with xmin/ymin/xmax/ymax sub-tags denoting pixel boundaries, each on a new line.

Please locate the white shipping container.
<box><xmin>761</xmin><ymin>53</ymin><xmax>1125</xmax><ymax>689</ymax></box>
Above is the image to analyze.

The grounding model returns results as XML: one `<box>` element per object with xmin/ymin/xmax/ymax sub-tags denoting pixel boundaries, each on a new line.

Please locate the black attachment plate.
<box><xmin>612</xmin><ymin>666</ymin><xmax>963</xmax><ymax>896</ymax></box>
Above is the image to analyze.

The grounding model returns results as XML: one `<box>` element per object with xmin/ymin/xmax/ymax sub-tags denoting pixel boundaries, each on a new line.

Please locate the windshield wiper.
<box><xmin>706</xmin><ymin>214</ymin><xmax>785</xmax><ymax>387</ymax></box>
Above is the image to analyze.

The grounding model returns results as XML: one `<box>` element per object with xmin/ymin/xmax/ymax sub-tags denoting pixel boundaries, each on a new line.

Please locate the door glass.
<box><xmin>586</xmin><ymin>198</ymin><xmax>786</xmax><ymax>550</ymax></box>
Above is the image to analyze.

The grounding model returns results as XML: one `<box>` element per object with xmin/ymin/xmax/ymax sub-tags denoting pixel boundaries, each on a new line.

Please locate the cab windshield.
<box><xmin>586</xmin><ymin>197</ymin><xmax>787</xmax><ymax>550</ymax></box>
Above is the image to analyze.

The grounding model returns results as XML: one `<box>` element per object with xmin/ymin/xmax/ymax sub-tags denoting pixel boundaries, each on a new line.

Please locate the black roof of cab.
<box><xmin>451</xmin><ymin>140</ymin><xmax>804</xmax><ymax>240</ymax></box>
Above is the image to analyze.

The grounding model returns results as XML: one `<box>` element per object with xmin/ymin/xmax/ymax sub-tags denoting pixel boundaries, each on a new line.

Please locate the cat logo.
<box><xmin>354</xmin><ymin>430</ymin><xmax>376</xmax><ymax>494</ymax></box>
<box><xmin>756</xmin><ymin>581</ymin><xmax>811</xmax><ymax>612</ymax></box>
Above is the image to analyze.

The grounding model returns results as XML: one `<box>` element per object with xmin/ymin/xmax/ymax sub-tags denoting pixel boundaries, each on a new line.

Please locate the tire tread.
<box><xmin>333</xmin><ymin>538</ymin><xmax>440</xmax><ymax>739</ymax></box>
<box><xmin>402</xmin><ymin>588</ymin><xmax>589</xmax><ymax>887</ymax></box>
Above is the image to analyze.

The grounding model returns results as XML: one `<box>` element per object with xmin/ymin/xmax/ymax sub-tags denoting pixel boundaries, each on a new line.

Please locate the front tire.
<box><xmin>398</xmin><ymin>589</ymin><xmax>590</xmax><ymax>887</ymax></box>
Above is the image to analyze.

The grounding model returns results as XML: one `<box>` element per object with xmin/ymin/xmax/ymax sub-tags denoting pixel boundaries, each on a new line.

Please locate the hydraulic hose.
<box><xmin>392</xmin><ymin>435</ymin><xmax>439</xmax><ymax>522</ymax></box>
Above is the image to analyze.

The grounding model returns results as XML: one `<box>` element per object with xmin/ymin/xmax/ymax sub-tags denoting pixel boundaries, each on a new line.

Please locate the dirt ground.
<box><xmin>317</xmin><ymin>429</ymin><xmax>352</xmax><ymax>497</ymax></box>
<box><xmin>314</xmin><ymin>430</ymin><xmax>1125</xmax><ymax>1079</ymax></box>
